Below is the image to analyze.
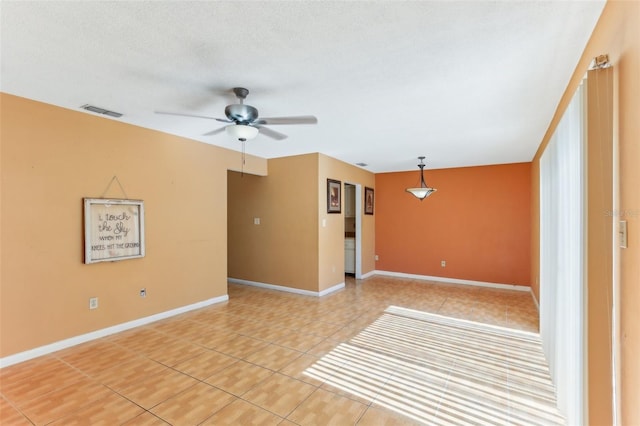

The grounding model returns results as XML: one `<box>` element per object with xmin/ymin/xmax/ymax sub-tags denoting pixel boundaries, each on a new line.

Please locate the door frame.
<box><xmin>345</xmin><ymin>182</ymin><xmax>363</xmax><ymax>278</ymax></box>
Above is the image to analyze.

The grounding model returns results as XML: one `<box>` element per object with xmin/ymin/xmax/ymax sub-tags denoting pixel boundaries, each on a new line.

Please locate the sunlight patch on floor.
<box><xmin>305</xmin><ymin>306</ymin><xmax>564</xmax><ymax>425</ymax></box>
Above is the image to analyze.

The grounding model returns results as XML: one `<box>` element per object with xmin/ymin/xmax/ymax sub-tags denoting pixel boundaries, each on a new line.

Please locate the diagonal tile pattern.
<box><xmin>0</xmin><ymin>275</ymin><xmax>553</xmax><ymax>425</ymax></box>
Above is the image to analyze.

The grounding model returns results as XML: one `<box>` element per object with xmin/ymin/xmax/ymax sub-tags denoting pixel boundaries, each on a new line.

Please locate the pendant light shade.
<box><xmin>226</xmin><ymin>124</ymin><xmax>259</xmax><ymax>141</ymax></box>
<box><xmin>406</xmin><ymin>156</ymin><xmax>437</xmax><ymax>200</ymax></box>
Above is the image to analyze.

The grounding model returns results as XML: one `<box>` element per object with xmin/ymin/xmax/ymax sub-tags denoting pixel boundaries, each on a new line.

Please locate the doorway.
<box><xmin>344</xmin><ymin>183</ymin><xmax>362</xmax><ymax>278</ymax></box>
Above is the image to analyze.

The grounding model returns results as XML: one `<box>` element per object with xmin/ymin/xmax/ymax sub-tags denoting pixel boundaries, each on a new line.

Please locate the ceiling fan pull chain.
<box><xmin>241</xmin><ymin>140</ymin><xmax>246</xmax><ymax>177</ymax></box>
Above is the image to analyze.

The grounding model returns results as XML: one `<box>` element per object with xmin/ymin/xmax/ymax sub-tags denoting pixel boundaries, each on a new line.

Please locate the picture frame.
<box><xmin>364</xmin><ymin>187</ymin><xmax>375</xmax><ymax>215</ymax></box>
<box><xmin>83</xmin><ymin>198</ymin><xmax>145</xmax><ymax>264</ymax></box>
<box><xmin>327</xmin><ymin>179</ymin><xmax>342</xmax><ymax>214</ymax></box>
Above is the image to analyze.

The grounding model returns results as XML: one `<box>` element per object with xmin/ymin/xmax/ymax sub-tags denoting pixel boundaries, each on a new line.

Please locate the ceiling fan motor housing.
<box><xmin>225</xmin><ymin>104</ymin><xmax>258</xmax><ymax>124</ymax></box>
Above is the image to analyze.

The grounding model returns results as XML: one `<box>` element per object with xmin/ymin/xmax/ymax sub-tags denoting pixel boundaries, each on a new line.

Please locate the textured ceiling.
<box><xmin>1</xmin><ymin>1</ymin><xmax>605</xmax><ymax>173</ymax></box>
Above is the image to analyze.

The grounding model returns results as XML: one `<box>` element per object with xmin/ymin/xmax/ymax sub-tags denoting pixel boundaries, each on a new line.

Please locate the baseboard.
<box><xmin>319</xmin><ymin>282</ymin><xmax>346</xmax><ymax>296</ymax></box>
<box><xmin>530</xmin><ymin>289</ymin><xmax>540</xmax><ymax>311</ymax></box>
<box><xmin>359</xmin><ymin>270</ymin><xmax>376</xmax><ymax>279</ymax></box>
<box><xmin>374</xmin><ymin>270</ymin><xmax>531</xmax><ymax>292</ymax></box>
<box><xmin>228</xmin><ymin>278</ymin><xmax>345</xmax><ymax>297</ymax></box>
<box><xmin>0</xmin><ymin>295</ymin><xmax>228</xmax><ymax>369</ymax></box>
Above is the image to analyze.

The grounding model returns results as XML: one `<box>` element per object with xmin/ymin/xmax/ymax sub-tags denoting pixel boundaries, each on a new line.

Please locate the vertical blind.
<box><xmin>540</xmin><ymin>80</ymin><xmax>586</xmax><ymax>425</ymax></box>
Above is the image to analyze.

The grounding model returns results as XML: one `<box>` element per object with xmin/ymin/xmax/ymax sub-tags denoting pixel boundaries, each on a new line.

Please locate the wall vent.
<box><xmin>80</xmin><ymin>104</ymin><xmax>123</xmax><ymax>118</ymax></box>
<box><xmin>355</xmin><ymin>162</ymin><xmax>368</xmax><ymax>167</ymax></box>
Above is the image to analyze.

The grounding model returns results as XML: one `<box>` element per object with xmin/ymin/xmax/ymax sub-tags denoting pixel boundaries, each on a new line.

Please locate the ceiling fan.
<box><xmin>156</xmin><ymin>87</ymin><xmax>317</xmax><ymax>141</ymax></box>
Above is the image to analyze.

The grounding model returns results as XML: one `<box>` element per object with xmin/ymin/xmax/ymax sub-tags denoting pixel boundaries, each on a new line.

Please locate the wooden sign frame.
<box><xmin>83</xmin><ymin>198</ymin><xmax>145</xmax><ymax>264</ymax></box>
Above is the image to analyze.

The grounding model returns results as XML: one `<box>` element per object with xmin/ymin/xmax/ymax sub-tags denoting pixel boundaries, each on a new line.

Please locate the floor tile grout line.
<box><xmin>0</xmin><ymin>392</ymin><xmax>37</xmax><ymax>425</ymax></box>
<box><xmin>281</xmin><ymin>385</ymin><xmax>323</xmax><ymax>423</ymax></box>
<box><xmin>107</xmin><ymin>352</ymin><xmax>287</xmax><ymax>424</ymax></box>
<box><xmin>3</xmin><ymin>355</ymin><xmax>99</xmax><ymax>414</ymax></box>
<box><xmin>195</xmin><ymin>397</ymin><xmax>285</xmax><ymax>426</ymax></box>
<box><xmin>433</xmin><ymin>359</ymin><xmax>457</xmax><ymax>422</ymax></box>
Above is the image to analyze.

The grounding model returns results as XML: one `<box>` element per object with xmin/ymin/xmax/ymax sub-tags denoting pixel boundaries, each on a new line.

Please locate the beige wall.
<box><xmin>227</xmin><ymin>153</ymin><xmax>375</xmax><ymax>293</ymax></box>
<box><xmin>587</xmin><ymin>67</ymin><xmax>615</xmax><ymax>426</ymax></box>
<box><xmin>227</xmin><ymin>154</ymin><xmax>319</xmax><ymax>291</ymax></box>
<box><xmin>530</xmin><ymin>1</ymin><xmax>640</xmax><ymax>423</ymax></box>
<box><xmin>0</xmin><ymin>94</ymin><xmax>267</xmax><ymax>358</ymax></box>
<box><xmin>318</xmin><ymin>154</ymin><xmax>375</xmax><ymax>291</ymax></box>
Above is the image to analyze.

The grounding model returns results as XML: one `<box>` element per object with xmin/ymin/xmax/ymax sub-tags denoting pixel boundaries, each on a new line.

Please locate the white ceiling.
<box><xmin>1</xmin><ymin>1</ymin><xmax>605</xmax><ymax>173</ymax></box>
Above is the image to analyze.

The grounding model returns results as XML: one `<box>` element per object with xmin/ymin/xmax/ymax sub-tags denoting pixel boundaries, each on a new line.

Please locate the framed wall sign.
<box><xmin>364</xmin><ymin>187</ymin><xmax>375</xmax><ymax>215</ymax></box>
<box><xmin>327</xmin><ymin>179</ymin><xmax>341</xmax><ymax>213</ymax></box>
<box><xmin>84</xmin><ymin>198</ymin><xmax>145</xmax><ymax>264</ymax></box>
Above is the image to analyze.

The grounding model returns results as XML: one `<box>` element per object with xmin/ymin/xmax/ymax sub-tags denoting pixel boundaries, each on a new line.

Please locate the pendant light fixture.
<box><xmin>406</xmin><ymin>156</ymin><xmax>437</xmax><ymax>200</ymax></box>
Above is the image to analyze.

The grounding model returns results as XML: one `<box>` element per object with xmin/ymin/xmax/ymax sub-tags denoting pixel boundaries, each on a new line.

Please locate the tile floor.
<box><xmin>0</xmin><ymin>275</ymin><xmax>555</xmax><ymax>425</ymax></box>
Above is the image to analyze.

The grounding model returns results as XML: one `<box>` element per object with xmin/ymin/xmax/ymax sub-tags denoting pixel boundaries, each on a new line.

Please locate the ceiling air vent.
<box><xmin>80</xmin><ymin>104</ymin><xmax>123</xmax><ymax>118</ymax></box>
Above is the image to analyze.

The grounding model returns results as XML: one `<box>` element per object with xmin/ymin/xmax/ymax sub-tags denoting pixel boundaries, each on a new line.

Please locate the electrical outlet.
<box><xmin>441</xmin><ymin>260</ymin><xmax>446</xmax><ymax>267</ymax></box>
<box><xmin>140</xmin><ymin>288</ymin><xmax>146</xmax><ymax>297</ymax></box>
<box><xmin>375</xmin><ymin>255</ymin><xmax>379</xmax><ymax>261</ymax></box>
<box><xmin>89</xmin><ymin>297</ymin><xmax>98</xmax><ymax>310</ymax></box>
<box><xmin>254</xmin><ymin>217</ymin><xmax>260</xmax><ymax>225</ymax></box>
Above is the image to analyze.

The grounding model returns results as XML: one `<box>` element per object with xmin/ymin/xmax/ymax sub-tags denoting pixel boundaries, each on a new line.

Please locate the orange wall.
<box><xmin>530</xmin><ymin>1</ymin><xmax>640</xmax><ymax>423</ymax></box>
<box><xmin>0</xmin><ymin>94</ymin><xmax>267</xmax><ymax>358</ymax></box>
<box><xmin>376</xmin><ymin>163</ymin><xmax>531</xmax><ymax>286</ymax></box>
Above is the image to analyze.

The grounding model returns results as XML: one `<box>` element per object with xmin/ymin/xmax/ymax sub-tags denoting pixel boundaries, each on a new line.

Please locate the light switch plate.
<box><xmin>254</xmin><ymin>218</ymin><xmax>260</xmax><ymax>225</ymax></box>
<box><xmin>620</xmin><ymin>220</ymin><xmax>628</xmax><ymax>248</ymax></box>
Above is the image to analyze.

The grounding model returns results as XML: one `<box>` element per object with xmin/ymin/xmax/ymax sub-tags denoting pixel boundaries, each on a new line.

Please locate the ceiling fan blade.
<box><xmin>255</xmin><ymin>115</ymin><xmax>318</xmax><ymax>125</ymax></box>
<box><xmin>257</xmin><ymin>126</ymin><xmax>288</xmax><ymax>140</ymax></box>
<box><xmin>155</xmin><ymin>110</ymin><xmax>229</xmax><ymax>121</ymax></box>
<box><xmin>203</xmin><ymin>126</ymin><xmax>227</xmax><ymax>136</ymax></box>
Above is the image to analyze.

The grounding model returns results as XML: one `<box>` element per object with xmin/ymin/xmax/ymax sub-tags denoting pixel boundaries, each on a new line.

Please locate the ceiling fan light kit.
<box><xmin>226</xmin><ymin>124</ymin><xmax>259</xmax><ymax>141</ymax></box>
<box><xmin>406</xmin><ymin>156</ymin><xmax>437</xmax><ymax>201</ymax></box>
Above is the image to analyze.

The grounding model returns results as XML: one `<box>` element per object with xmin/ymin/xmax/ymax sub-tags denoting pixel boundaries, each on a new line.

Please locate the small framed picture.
<box><xmin>364</xmin><ymin>187</ymin><xmax>374</xmax><ymax>215</ymax></box>
<box><xmin>327</xmin><ymin>179</ymin><xmax>341</xmax><ymax>213</ymax></box>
